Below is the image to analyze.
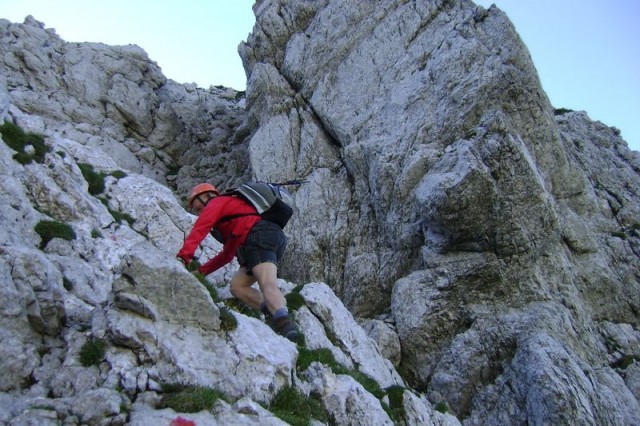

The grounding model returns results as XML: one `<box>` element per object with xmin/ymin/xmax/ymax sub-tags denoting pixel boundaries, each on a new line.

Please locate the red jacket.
<box><xmin>177</xmin><ymin>196</ymin><xmax>261</xmax><ymax>275</ymax></box>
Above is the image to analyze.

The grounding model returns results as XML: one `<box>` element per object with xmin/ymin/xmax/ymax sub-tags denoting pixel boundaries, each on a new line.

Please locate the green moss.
<box><xmin>464</xmin><ymin>129</ymin><xmax>478</xmax><ymax>139</ymax></box>
<box><xmin>270</xmin><ymin>387</ymin><xmax>328</xmax><ymax>426</ymax></box>
<box><xmin>435</xmin><ymin>401</ymin><xmax>449</xmax><ymax>414</ymax></box>
<box><xmin>612</xmin><ymin>231</ymin><xmax>626</xmax><ymax>240</ymax></box>
<box><xmin>34</xmin><ymin>220</ymin><xmax>76</xmax><ymax>249</ymax></box>
<box><xmin>323</xmin><ymin>325</ymin><xmax>341</xmax><ymax>348</ymax></box>
<box><xmin>386</xmin><ymin>385</ymin><xmax>405</xmax><ymax>407</ymax></box>
<box><xmin>91</xmin><ymin>229</ymin><xmax>102</xmax><ymax>238</ymax></box>
<box><xmin>78</xmin><ymin>163</ymin><xmax>106</xmax><ymax>195</ymax></box>
<box><xmin>110</xmin><ymin>170</ymin><xmax>127</xmax><ymax>179</ymax></box>
<box><xmin>158</xmin><ymin>383</ymin><xmax>228</xmax><ymax>413</ymax></box>
<box><xmin>203</xmin><ymin>284</ymin><xmax>219</xmax><ymax>302</ymax></box>
<box><xmin>12</xmin><ymin>152</ymin><xmax>33</xmax><ymax>165</ymax></box>
<box><xmin>285</xmin><ymin>291</ymin><xmax>306</xmax><ymax>311</ymax></box>
<box><xmin>347</xmin><ymin>370</ymin><xmax>384</xmax><ymax>399</ymax></box>
<box><xmin>191</xmin><ymin>272</ymin><xmax>220</xmax><ymax>302</ymax></box>
<box><xmin>108</xmin><ymin>208</ymin><xmax>135</xmax><ymax>226</ymax></box>
<box><xmin>295</xmin><ymin>330</ymin><xmax>307</xmax><ymax>348</ymax></box>
<box><xmin>297</xmin><ymin>348</ymin><xmax>338</xmax><ymax>371</ymax></box>
<box><xmin>0</xmin><ymin>121</ymin><xmax>50</xmax><ymax>164</ymax></box>
<box><xmin>219</xmin><ymin>306</ymin><xmax>238</xmax><ymax>331</ymax></box>
<box><xmin>79</xmin><ymin>338</ymin><xmax>106</xmax><ymax>367</ymax></box>
<box><xmin>97</xmin><ymin>196</ymin><xmax>136</xmax><ymax>226</ymax></box>
<box><xmin>385</xmin><ymin>385</ymin><xmax>407</xmax><ymax>423</ymax></box>
<box><xmin>611</xmin><ymin>354</ymin><xmax>640</xmax><ymax>369</ymax></box>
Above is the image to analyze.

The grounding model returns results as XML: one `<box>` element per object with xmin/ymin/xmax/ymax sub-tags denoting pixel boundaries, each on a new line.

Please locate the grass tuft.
<box><xmin>346</xmin><ymin>370</ymin><xmax>385</xmax><ymax>399</ymax></box>
<box><xmin>192</xmin><ymin>274</ymin><xmax>219</xmax><ymax>302</ymax></box>
<box><xmin>297</xmin><ymin>348</ymin><xmax>338</xmax><ymax>372</ymax></box>
<box><xmin>219</xmin><ymin>306</ymin><xmax>238</xmax><ymax>331</ymax></box>
<box><xmin>611</xmin><ymin>354</ymin><xmax>640</xmax><ymax>369</ymax></box>
<box><xmin>384</xmin><ymin>385</ymin><xmax>407</xmax><ymax>423</ymax></box>
<box><xmin>270</xmin><ymin>387</ymin><xmax>328</xmax><ymax>426</ymax></box>
<box><xmin>285</xmin><ymin>291</ymin><xmax>306</xmax><ymax>311</ymax></box>
<box><xmin>79</xmin><ymin>338</ymin><xmax>106</xmax><ymax>367</ymax></box>
<box><xmin>0</xmin><ymin>121</ymin><xmax>50</xmax><ymax>164</ymax></box>
<box><xmin>34</xmin><ymin>220</ymin><xmax>76</xmax><ymax>249</ymax></box>
<box><xmin>78</xmin><ymin>163</ymin><xmax>106</xmax><ymax>195</ymax></box>
<box><xmin>109</xmin><ymin>209</ymin><xmax>135</xmax><ymax>226</ymax></box>
<box><xmin>110</xmin><ymin>170</ymin><xmax>127</xmax><ymax>179</ymax></box>
<box><xmin>435</xmin><ymin>401</ymin><xmax>449</xmax><ymax>413</ymax></box>
<box><xmin>158</xmin><ymin>383</ymin><xmax>228</xmax><ymax>413</ymax></box>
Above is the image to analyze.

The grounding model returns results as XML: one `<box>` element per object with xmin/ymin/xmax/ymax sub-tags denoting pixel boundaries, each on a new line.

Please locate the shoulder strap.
<box><xmin>216</xmin><ymin>212</ymin><xmax>259</xmax><ymax>224</ymax></box>
<box><xmin>210</xmin><ymin>194</ymin><xmax>259</xmax><ymax>225</ymax></box>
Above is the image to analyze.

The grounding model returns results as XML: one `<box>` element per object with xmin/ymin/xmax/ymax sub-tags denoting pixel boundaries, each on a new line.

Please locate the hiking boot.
<box><xmin>273</xmin><ymin>315</ymin><xmax>298</xmax><ymax>343</ymax></box>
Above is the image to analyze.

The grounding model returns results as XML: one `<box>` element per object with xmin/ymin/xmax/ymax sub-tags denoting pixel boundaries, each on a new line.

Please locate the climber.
<box><xmin>176</xmin><ymin>183</ymin><xmax>298</xmax><ymax>343</ymax></box>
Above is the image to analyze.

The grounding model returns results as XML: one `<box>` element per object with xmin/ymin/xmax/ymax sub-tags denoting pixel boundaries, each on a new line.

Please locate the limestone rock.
<box><xmin>303</xmin><ymin>363</ymin><xmax>394</xmax><ymax>426</ymax></box>
<box><xmin>359</xmin><ymin>318</ymin><xmax>402</xmax><ymax>367</ymax></box>
<box><xmin>1</xmin><ymin>1</ymin><xmax>639</xmax><ymax>424</ymax></box>
<box><xmin>301</xmin><ymin>282</ymin><xmax>404</xmax><ymax>389</ymax></box>
<box><xmin>240</xmin><ymin>1</ymin><xmax>640</xmax><ymax>423</ymax></box>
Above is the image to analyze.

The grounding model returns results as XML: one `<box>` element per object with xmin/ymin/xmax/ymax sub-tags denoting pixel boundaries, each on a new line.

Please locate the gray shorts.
<box><xmin>236</xmin><ymin>220</ymin><xmax>287</xmax><ymax>273</ymax></box>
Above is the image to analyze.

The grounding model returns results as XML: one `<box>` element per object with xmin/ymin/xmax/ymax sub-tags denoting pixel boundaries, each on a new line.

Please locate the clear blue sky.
<box><xmin>474</xmin><ymin>0</ymin><xmax>639</xmax><ymax>152</ymax></box>
<box><xmin>0</xmin><ymin>1</ymin><xmax>256</xmax><ymax>90</ymax></box>
<box><xmin>1</xmin><ymin>0</ymin><xmax>638</xmax><ymax>151</ymax></box>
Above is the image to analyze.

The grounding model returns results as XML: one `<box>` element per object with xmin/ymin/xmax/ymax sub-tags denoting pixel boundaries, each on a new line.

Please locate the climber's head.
<box><xmin>188</xmin><ymin>183</ymin><xmax>219</xmax><ymax>214</ymax></box>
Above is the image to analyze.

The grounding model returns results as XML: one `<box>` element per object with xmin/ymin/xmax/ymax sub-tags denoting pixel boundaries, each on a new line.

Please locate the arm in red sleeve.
<box><xmin>198</xmin><ymin>234</ymin><xmax>244</xmax><ymax>275</ymax></box>
<box><xmin>176</xmin><ymin>199</ymin><xmax>225</xmax><ymax>263</ymax></box>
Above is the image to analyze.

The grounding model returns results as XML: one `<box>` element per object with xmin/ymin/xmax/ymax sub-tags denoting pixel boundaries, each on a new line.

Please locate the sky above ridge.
<box><xmin>0</xmin><ymin>0</ymin><xmax>638</xmax><ymax>151</ymax></box>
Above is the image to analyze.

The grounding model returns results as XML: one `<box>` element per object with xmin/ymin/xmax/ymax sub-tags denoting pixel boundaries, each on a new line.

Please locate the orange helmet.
<box><xmin>188</xmin><ymin>183</ymin><xmax>219</xmax><ymax>208</ymax></box>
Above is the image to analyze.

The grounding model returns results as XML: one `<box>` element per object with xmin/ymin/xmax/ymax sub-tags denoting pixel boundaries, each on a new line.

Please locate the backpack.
<box><xmin>208</xmin><ymin>181</ymin><xmax>303</xmax><ymax>244</ymax></box>
<box><xmin>210</xmin><ymin>181</ymin><xmax>294</xmax><ymax>236</ymax></box>
<box><xmin>233</xmin><ymin>181</ymin><xmax>294</xmax><ymax>229</ymax></box>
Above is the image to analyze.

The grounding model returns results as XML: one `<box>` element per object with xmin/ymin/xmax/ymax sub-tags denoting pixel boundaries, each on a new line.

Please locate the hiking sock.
<box><xmin>273</xmin><ymin>307</ymin><xmax>288</xmax><ymax>319</ymax></box>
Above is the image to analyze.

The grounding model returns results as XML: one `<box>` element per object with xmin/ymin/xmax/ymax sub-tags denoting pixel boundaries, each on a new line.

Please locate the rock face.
<box><xmin>238</xmin><ymin>0</ymin><xmax>640</xmax><ymax>423</ymax></box>
<box><xmin>1</xmin><ymin>0</ymin><xmax>639</xmax><ymax>424</ymax></box>
<box><xmin>0</xmin><ymin>15</ymin><xmax>251</xmax><ymax>194</ymax></box>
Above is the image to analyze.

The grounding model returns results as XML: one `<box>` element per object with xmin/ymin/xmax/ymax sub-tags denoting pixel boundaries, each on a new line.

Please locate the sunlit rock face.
<box><xmin>1</xmin><ymin>0</ymin><xmax>640</xmax><ymax>423</ymax></box>
<box><xmin>240</xmin><ymin>0</ymin><xmax>640</xmax><ymax>423</ymax></box>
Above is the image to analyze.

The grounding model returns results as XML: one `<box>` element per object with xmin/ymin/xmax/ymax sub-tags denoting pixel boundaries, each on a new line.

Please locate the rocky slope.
<box><xmin>1</xmin><ymin>0</ymin><xmax>640</xmax><ymax>424</ymax></box>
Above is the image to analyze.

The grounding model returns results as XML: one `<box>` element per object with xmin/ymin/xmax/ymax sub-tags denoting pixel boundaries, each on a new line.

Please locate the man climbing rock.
<box><xmin>176</xmin><ymin>183</ymin><xmax>298</xmax><ymax>342</ymax></box>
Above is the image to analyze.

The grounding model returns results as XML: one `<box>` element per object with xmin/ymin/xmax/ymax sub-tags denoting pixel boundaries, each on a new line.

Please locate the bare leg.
<box><xmin>229</xmin><ymin>267</ymin><xmax>262</xmax><ymax>309</ymax></box>
<box><xmin>252</xmin><ymin>262</ymin><xmax>286</xmax><ymax>313</ymax></box>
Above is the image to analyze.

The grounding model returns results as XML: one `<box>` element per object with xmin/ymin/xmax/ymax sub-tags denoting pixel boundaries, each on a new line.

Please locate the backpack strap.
<box><xmin>216</xmin><ymin>212</ymin><xmax>259</xmax><ymax>225</ymax></box>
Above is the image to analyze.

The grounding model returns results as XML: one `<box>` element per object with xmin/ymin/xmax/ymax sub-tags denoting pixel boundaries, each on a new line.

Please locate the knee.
<box><xmin>259</xmin><ymin>277</ymin><xmax>280</xmax><ymax>293</ymax></box>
